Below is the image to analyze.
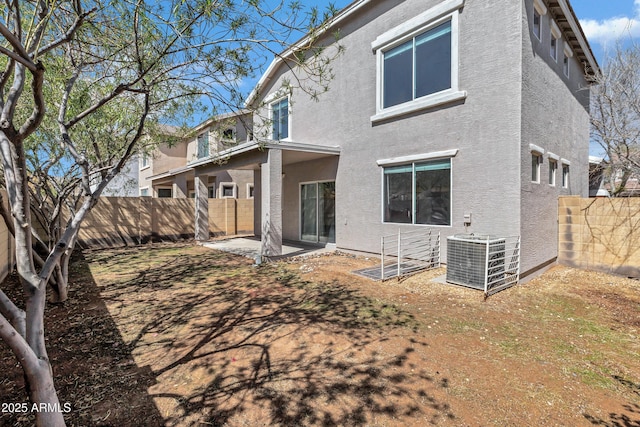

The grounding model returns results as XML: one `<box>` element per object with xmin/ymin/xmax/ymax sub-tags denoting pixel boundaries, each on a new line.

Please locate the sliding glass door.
<box><xmin>300</xmin><ymin>181</ymin><xmax>335</xmax><ymax>243</ymax></box>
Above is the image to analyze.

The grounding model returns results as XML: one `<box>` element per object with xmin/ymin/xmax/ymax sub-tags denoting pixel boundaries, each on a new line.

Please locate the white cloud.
<box><xmin>580</xmin><ymin>1</ymin><xmax>640</xmax><ymax>45</ymax></box>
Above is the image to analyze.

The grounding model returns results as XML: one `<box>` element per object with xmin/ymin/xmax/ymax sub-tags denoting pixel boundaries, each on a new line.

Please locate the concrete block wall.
<box><xmin>236</xmin><ymin>199</ymin><xmax>254</xmax><ymax>234</ymax></box>
<box><xmin>78</xmin><ymin>197</ymin><xmax>254</xmax><ymax>248</ymax></box>
<box><xmin>558</xmin><ymin>196</ymin><xmax>640</xmax><ymax>277</ymax></box>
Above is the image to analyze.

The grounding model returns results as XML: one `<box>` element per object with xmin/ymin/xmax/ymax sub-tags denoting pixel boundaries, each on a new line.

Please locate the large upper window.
<box><xmin>383</xmin><ymin>159</ymin><xmax>451</xmax><ymax>226</ymax></box>
<box><xmin>383</xmin><ymin>21</ymin><xmax>452</xmax><ymax>109</ymax></box>
<box><xmin>271</xmin><ymin>98</ymin><xmax>289</xmax><ymax>140</ymax></box>
<box><xmin>371</xmin><ymin>0</ymin><xmax>465</xmax><ymax>122</ymax></box>
<box><xmin>197</xmin><ymin>132</ymin><xmax>209</xmax><ymax>159</ymax></box>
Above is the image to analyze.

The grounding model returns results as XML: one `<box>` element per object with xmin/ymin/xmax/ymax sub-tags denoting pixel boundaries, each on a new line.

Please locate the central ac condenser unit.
<box><xmin>446</xmin><ymin>234</ymin><xmax>505</xmax><ymax>290</ymax></box>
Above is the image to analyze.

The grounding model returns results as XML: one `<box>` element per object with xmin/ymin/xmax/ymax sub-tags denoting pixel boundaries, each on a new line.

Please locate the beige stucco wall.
<box><xmin>558</xmin><ymin>196</ymin><xmax>640</xmax><ymax>277</ymax></box>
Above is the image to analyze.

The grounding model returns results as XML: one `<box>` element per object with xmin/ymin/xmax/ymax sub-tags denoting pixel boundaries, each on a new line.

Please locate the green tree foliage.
<box><xmin>0</xmin><ymin>1</ymin><xmax>341</xmax><ymax>425</ymax></box>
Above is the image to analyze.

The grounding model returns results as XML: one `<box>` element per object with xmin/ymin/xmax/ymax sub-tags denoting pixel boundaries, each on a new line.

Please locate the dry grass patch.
<box><xmin>0</xmin><ymin>243</ymin><xmax>638</xmax><ymax>427</ymax></box>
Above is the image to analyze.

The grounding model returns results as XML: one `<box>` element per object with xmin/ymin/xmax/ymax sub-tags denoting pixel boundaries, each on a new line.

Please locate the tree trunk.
<box><xmin>25</xmin><ymin>360</ymin><xmax>67</xmax><ymax>427</ymax></box>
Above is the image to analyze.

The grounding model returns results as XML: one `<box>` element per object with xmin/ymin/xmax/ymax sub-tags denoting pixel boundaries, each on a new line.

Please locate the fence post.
<box><xmin>397</xmin><ymin>229</ymin><xmax>401</xmax><ymax>278</ymax></box>
<box><xmin>381</xmin><ymin>236</ymin><xmax>384</xmax><ymax>280</ymax></box>
<box><xmin>484</xmin><ymin>239</ymin><xmax>490</xmax><ymax>294</ymax></box>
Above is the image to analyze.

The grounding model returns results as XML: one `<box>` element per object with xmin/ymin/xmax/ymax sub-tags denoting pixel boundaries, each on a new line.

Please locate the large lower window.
<box><xmin>383</xmin><ymin>159</ymin><xmax>451</xmax><ymax>226</ymax></box>
<box><xmin>383</xmin><ymin>20</ymin><xmax>452</xmax><ymax>108</ymax></box>
<box><xmin>271</xmin><ymin>98</ymin><xmax>289</xmax><ymax>140</ymax></box>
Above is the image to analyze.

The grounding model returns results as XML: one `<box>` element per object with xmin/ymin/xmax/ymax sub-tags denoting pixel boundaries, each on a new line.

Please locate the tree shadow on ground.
<box><xmin>0</xmin><ymin>251</ymin><xmax>164</xmax><ymax>427</ymax></box>
<box><xmin>87</xmin><ymin>244</ymin><xmax>456</xmax><ymax>426</ymax></box>
<box><xmin>583</xmin><ymin>376</ymin><xmax>640</xmax><ymax>427</ymax></box>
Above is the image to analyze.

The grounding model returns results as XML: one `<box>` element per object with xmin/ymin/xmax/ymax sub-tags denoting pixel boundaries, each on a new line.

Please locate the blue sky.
<box><xmin>572</xmin><ymin>0</ymin><xmax>640</xmax><ymax>63</ymax></box>
<box><xmin>304</xmin><ymin>2</ymin><xmax>634</xmax><ymax>64</ymax></box>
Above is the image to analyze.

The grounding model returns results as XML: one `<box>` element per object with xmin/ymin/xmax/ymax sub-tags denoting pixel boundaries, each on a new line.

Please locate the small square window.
<box><xmin>220</xmin><ymin>183</ymin><xmax>237</xmax><ymax>198</ymax></box>
<box><xmin>140</xmin><ymin>188</ymin><xmax>150</xmax><ymax>197</ymax></box>
<box><xmin>532</xmin><ymin>153</ymin><xmax>542</xmax><ymax>183</ymax></box>
<box><xmin>549</xmin><ymin>159</ymin><xmax>557</xmax><ymax>186</ymax></box>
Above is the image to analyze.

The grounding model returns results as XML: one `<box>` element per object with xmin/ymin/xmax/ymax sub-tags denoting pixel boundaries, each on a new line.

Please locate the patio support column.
<box><xmin>194</xmin><ymin>172</ymin><xmax>210</xmax><ymax>241</ymax></box>
<box><xmin>260</xmin><ymin>148</ymin><xmax>282</xmax><ymax>257</ymax></box>
<box><xmin>173</xmin><ymin>174</ymin><xmax>188</xmax><ymax>198</ymax></box>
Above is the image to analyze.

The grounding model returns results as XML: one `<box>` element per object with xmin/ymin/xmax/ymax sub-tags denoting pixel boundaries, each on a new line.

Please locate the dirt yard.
<box><xmin>1</xmin><ymin>242</ymin><xmax>639</xmax><ymax>426</ymax></box>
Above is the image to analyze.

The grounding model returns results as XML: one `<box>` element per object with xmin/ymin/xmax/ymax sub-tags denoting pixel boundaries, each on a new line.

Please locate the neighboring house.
<box><xmin>141</xmin><ymin>111</ymin><xmax>254</xmax><ymax>200</ymax></box>
<box><xmin>190</xmin><ymin>0</ymin><xmax>597</xmax><ymax>277</ymax></box>
<box><xmin>588</xmin><ymin>156</ymin><xmax>609</xmax><ymax>197</ymax></box>
<box><xmin>98</xmin><ymin>154</ymin><xmax>140</xmax><ymax>197</ymax></box>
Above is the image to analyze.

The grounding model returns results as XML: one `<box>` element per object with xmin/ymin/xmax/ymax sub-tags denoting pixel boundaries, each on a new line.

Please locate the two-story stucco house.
<box><xmin>192</xmin><ymin>0</ymin><xmax>598</xmax><ymax>277</ymax></box>
<box><xmin>140</xmin><ymin>111</ymin><xmax>254</xmax><ymax>201</ymax></box>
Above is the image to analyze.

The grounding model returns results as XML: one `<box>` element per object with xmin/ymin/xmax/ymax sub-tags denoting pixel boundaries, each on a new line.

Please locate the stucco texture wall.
<box><xmin>253</xmin><ymin>0</ymin><xmax>524</xmax><ymax>256</ymax></box>
<box><xmin>559</xmin><ymin>196</ymin><xmax>640</xmax><ymax>278</ymax></box>
<box><xmin>519</xmin><ymin>0</ymin><xmax>591</xmax><ymax>274</ymax></box>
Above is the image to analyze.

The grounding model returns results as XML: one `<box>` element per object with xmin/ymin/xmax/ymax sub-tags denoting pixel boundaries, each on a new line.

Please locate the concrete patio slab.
<box><xmin>201</xmin><ymin>236</ymin><xmax>334</xmax><ymax>261</ymax></box>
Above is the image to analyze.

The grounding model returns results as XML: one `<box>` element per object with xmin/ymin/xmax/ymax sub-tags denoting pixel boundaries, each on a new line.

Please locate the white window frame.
<box><xmin>548</xmin><ymin>159</ymin><xmax>557</xmax><ymax>186</ymax></box>
<box><xmin>561</xmin><ymin>159</ymin><xmax>570</xmax><ymax>188</ymax></box>
<box><xmin>530</xmin><ymin>145</ymin><xmax>544</xmax><ymax>184</ymax></box>
<box><xmin>219</xmin><ymin>182</ymin><xmax>237</xmax><ymax>198</ymax></box>
<box><xmin>139</xmin><ymin>186</ymin><xmax>150</xmax><ymax>197</ymax></box>
<box><xmin>246</xmin><ymin>183</ymin><xmax>254</xmax><ymax>199</ymax></box>
<box><xmin>299</xmin><ymin>180</ymin><xmax>336</xmax><ymax>243</ymax></box>
<box><xmin>563</xmin><ymin>44</ymin><xmax>573</xmax><ymax>77</ymax></box>
<box><xmin>157</xmin><ymin>187</ymin><xmax>173</xmax><ymax>198</ymax></box>
<box><xmin>548</xmin><ymin>152</ymin><xmax>559</xmax><ymax>186</ymax></box>
<box><xmin>265</xmin><ymin>91</ymin><xmax>291</xmax><ymax>141</ymax></box>
<box><xmin>379</xmin><ymin>154</ymin><xmax>454</xmax><ymax>227</ymax></box>
<box><xmin>533</xmin><ymin>0</ymin><xmax>547</xmax><ymax>42</ymax></box>
<box><xmin>371</xmin><ymin>0</ymin><xmax>466</xmax><ymax>123</ymax></box>
<box><xmin>197</xmin><ymin>132</ymin><xmax>210</xmax><ymax>159</ymax></box>
<box><xmin>140</xmin><ymin>153</ymin><xmax>150</xmax><ymax>170</ymax></box>
<box><xmin>550</xmin><ymin>20</ymin><xmax>561</xmax><ymax>62</ymax></box>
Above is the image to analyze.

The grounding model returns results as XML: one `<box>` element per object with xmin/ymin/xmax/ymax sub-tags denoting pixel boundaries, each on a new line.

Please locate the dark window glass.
<box><xmin>383</xmin><ymin>20</ymin><xmax>452</xmax><ymax>109</ymax></box>
<box><xmin>532</xmin><ymin>154</ymin><xmax>541</xmax><ymax>182</ymax></box>
<box><xmin>415</xmin><ymin>161</ymin><xmax>451</xmax><ymax>225</ymax></box>
<box><xmin>223</xmin><ymin>185</ymin><xmax>234</xmax><ymax>197</ymax></box>
<box><xmin>383</xmin><ymin>40</ymin><xmax>413</xmax><ymax>108</ymax></box>
<box><xmin>415</xmin><ymin>22</ymin><xmax>452</xmax><ymax>99</ymax></box>
<box><xmin>158</xmin><ymin>188</ymin><xmax>172</xmax><ymax>198</ymax></box>
<box><xmin>384</xmin><ymin>165</ymin><xmax>413</xmax><ymax>224</ymax></box>
<box><xmin>384</xmin><ymin>160</ymin><xmax>451</xmax><ymax>225</ymax></box>
<box><xmin>197</xmin><ymin>133</ymin><xmax>209</xmax><ymax>158</ymax></box>
<box><xmin>272</xmin><ymin>99</ymin><xmax>288</xmax><ymax>139</ymax></box>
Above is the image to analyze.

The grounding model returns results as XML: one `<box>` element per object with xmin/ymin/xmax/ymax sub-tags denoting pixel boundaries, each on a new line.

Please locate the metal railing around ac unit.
<box><xmin>380</xmin><ymin>229</ymin><xmax>441</xmax><ymax>280</ymax></box>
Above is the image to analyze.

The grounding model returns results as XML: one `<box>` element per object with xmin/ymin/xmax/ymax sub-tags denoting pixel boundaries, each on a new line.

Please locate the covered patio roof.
<box><xmin>148</xmin><ymin>140</ymin><xmax>340</xmax><ymax>183</ymax></box>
